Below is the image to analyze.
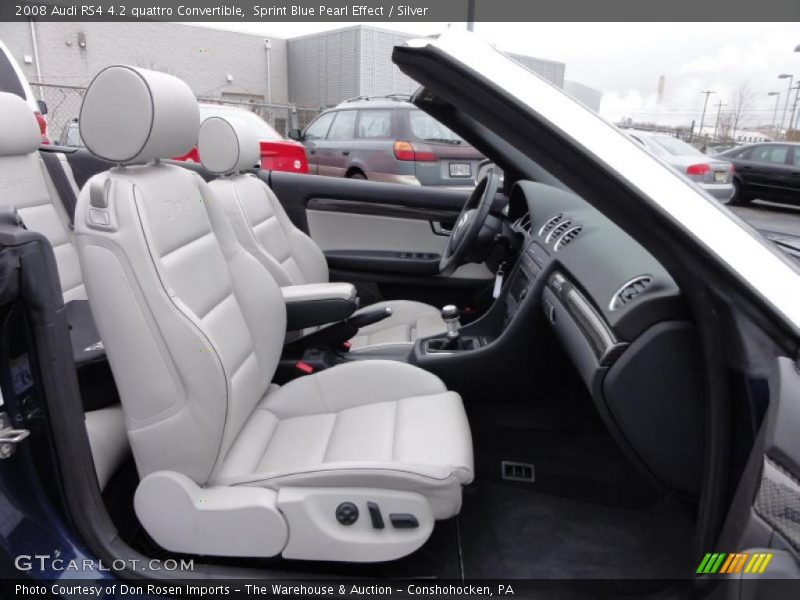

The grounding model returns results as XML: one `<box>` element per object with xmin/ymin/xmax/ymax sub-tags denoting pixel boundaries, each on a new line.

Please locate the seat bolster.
<box><xmin>85</xmin><ymin>405</ymin><xmax>131</xmax><ymax>489</ymax></box>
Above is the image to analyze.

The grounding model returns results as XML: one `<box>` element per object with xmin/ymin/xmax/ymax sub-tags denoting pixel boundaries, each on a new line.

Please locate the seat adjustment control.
<box><xmin>389</xmin><ymin>513</ymin><xmax>419</xmax><ymax>529</ymax></box>
<box><xmin>367</xmin><ymin>502</ymin><xmax>384</xmax><ymax>529</ymax></box>
<box><xmin>335</xmin><ymin>502</ymin><xmax>359</xmax><ymax>526</ymax></box>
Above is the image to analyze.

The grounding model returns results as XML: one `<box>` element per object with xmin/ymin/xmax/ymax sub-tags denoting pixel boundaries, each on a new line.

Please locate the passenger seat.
<box><xmin>196</xmin><ymin>115</ymin><xmax>448</xmax><ymax>352</ymax></box>
<box><xmin>0</xmin><ymin>91</ymin><xmax>129</xmax><ymax>489</ymax></box>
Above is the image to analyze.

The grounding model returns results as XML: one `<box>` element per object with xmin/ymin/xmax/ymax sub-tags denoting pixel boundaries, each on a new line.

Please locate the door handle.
<box><xmin>431</xmin><ymin>221</ymin><xmax>453</xmax><ymax>236</ymax></box>
<box><xmin>342</xmin><ymin>151</ymin><xmax>350</xmax><ymax>156</ymax></box>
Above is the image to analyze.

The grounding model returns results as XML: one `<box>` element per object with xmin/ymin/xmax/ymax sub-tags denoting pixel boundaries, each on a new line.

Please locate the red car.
<box><xmin>177</xmin><ymin>103</ymin><xmax>308</xmax><ymax>173</ymax></box>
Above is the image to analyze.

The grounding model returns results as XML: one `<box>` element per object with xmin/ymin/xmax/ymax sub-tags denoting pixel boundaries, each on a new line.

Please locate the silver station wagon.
<box><xmin>290</xmin><ymin>95</ymin><xmax>484</xmax><ymax>187</ymax></box>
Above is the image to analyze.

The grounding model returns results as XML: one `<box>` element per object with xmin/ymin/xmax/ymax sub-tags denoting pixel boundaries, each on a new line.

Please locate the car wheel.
<box><xmin>348</xmin><ymin>171</ymin><xmax>366</xmax><ymax>180</ymax></box>
<box><xmin>725</xmin><ymin>179</ymin><xmax>748</xmax><ymax>206</ymax></box>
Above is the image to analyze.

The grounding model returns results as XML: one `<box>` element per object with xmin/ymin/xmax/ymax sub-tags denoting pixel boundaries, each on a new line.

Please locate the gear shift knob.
<box><xmin>441</xmin><ymin>304</ymin><xmax>461</xmax><ymax>340</ymax></box>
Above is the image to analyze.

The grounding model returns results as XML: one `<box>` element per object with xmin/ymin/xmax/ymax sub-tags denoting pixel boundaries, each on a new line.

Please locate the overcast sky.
<box><xmin>193</xmin><ymin>21</ymin><xmax>800</xmax><ymax>129</ymax></box>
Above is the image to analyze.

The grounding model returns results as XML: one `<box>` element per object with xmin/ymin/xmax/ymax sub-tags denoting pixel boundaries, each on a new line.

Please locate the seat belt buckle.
<box><xmin>294</xmin><ymin>361</ymin><xmax>314</xmax><ymax>375</ymax></box>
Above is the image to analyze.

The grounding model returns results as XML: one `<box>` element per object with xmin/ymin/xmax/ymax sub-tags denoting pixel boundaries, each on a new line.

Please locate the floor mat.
<box><xmin>458</xmin><ymin>482</ymin><xmax>696</xmax><ymax>579</ymax></box>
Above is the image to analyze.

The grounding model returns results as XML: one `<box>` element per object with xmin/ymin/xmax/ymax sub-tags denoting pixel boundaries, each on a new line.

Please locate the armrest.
<box><xmin>282</xmin><ymin>283</ymin><xmax>359</xmax><ymax>330</ymax></box>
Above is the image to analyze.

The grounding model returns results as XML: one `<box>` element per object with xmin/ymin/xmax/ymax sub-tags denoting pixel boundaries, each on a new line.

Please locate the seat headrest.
<box><xmin>0</xmin><ymin>93</ymin><xmax>41</xmax><ymax>157</ymax></box>
<box><xmin>197</xmin><ymin>115</ymin><xmax>260</xmax><ymax>175</ymax></box>
<box><xmin>79</xmin><ymin>65</ymin><xmax>199</xmax><ymax>164</ymax></box>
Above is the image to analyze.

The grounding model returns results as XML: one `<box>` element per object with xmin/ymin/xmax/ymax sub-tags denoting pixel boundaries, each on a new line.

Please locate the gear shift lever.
<box><xmin>441</xmin><ymin>305</ymin><xmax>461</xmax><ymax>349</ymax></box>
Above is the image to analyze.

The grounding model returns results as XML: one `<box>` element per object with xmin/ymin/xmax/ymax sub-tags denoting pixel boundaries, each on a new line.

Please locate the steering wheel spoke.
<box><xmin>439</xmin><ymin>169</ymin><xmax>500</xmax><ymax>276</ymax></box>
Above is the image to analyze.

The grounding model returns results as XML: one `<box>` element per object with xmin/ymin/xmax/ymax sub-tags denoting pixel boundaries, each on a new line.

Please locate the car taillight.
<box><xmin>394</xmin><ymin>141</ymin><xmax>415</xmax><ymax>161</ymax></box>
<box><xmin>393</xmin><ymin>141</ymin><xmax>438</xmax><ymax>162</ymax></box>
<box><xmin>34</xmin><ymin>111</ymin><xmax>49</xmax><ymax>144</ymax></box>
<box><xmin>686</xmin><ymin>163</ymin><xmax>710</xmax><ymax>175</ymax></box>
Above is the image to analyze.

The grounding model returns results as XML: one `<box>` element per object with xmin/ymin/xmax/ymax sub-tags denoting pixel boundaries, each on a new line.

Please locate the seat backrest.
<box><xmin>74</xmin><ymin>66</ymin><xmax>286</xmax><ymax>485</ymax></box>
<box><xmin>0</xmin><ymin>92</ymin><xmax>85</xmax><ymax>301</ymax></box>
<box><xmin>197</xmin><ymin>115</ymin><xmax>328</xmax><ymax>287</ymax></box>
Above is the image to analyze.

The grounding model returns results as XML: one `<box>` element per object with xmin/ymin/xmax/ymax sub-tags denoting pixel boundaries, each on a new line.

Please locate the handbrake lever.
<box><xmin>284</xmin><ymin>306</ymin><xmax>393</xmax><ymax>351</ymax></box>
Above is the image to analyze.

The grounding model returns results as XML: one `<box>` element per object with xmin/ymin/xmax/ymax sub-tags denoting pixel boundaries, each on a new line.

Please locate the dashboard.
<box><xmin>507</xmin><ymin>181</ymin><xmax>686</xmax><ymax>342</ymax></box>
<box><xmin>504</xmin><ymin>181</ymin><xmax>704</xmax><ymax>495</ymax></box>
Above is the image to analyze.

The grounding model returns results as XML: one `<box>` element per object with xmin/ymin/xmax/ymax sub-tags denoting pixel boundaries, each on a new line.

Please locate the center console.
<box><xmin>276</xmin><ymin>241</ymin><xmax>547</xmax><ymax>396</ymax></box>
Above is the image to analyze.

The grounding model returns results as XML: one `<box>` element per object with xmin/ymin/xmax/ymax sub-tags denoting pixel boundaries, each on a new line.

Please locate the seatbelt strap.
<box><xmin>40</xmin><ymin>151</ymin><xmax>79</xmax><ymax>228</ymax></box>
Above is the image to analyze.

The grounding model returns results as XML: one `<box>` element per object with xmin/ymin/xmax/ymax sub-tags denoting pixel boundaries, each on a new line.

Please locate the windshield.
<box><xmin>200</xmin><ymin>105</ymin><xmax>283</xmax><ymax>141</ymax></box>
<box><xmin>649</xmin><ymin>136</ymin><xmax>703</xmax><ymax>157</ymax></box>
<box><xmin>409</xmin><ymin>110</ymin><xmax>464</xmax><ymax>144</ymax></box>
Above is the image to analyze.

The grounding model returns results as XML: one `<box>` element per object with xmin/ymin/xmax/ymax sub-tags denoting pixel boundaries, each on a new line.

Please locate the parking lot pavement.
<box><xmin>730</xmin><ymin>200</ymin><xmax>800</xmax><ymax>237</ymax></box>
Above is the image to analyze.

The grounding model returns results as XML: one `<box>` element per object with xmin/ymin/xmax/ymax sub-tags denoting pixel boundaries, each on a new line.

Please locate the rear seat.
<box><xmin>0</xmin><ymin>92</ymin><xmax>129</xmax><ymax>489</ymax></box>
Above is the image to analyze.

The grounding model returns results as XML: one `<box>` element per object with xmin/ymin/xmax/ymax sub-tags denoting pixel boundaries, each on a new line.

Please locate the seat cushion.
<box><xmin>212</xmin><ymin>360</ymin><xmax>473</xmax><ymax>519</ymax></box>
<box><xmin>348</xmin><ymin>300</ymin><xmax>447</xmax><ymax>351</ymax></box>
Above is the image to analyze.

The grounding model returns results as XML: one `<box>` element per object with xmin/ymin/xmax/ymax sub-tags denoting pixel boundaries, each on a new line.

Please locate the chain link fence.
<box><xmin>30</xmin><ymin>82</ymin><xmax>322</xmax><ymax>146</ymax></box>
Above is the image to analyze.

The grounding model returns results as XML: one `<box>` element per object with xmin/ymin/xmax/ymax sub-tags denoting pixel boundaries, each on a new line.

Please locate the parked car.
<box><xmin>0</xmin><ymin>37</ymin><xmax>48</xmax><ymax>142</ymax></box>
<box><xmin>58</xmin><ymin>117</ymin><xmax>81</xmax><ymax>147</ymax></box>
<box><xmin>179</xmin><ymin>104</ymin><xmax>309</xmax><ymax>174</ymax></box>
<box><xmin>705</xmin><ymin>143</ymin><xmax>739</xmax><ymax>155</ymax></box>
<box><xmin>289</xmin><ymin>95</ymin><xmax>483</xmax><ymax>186</ymax></box>
<box><xmin>718</xmin><ymin>142</ymin><xmax>800</xmax><ymax>206</ymax></box>
<box><xmin>58</xmin><ymin>104</ymin><xmax>310</xmax><ymax>175</ymax></box>
<box><xmin>626</xmin><ymin>130</ymin><xmax>735</xmax><ymax>202</ymax></box>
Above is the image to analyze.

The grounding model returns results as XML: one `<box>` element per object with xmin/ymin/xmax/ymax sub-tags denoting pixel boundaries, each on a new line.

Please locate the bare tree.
<box><xmin>729</xmin><ymin>81</ymin><xmax>757</xmax><ymax>140</ymax></box>
<box><xmin>716</xmin><ymin>111</ymin><xmax>735</xmax><ymax>142</ymax></box>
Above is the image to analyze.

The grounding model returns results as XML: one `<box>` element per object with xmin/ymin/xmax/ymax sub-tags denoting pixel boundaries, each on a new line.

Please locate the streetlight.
<box><xmin>768</xmin><ymin>92</ymin><xmax>781</xmax><ymax>139</ymax></box>
<box><xmin>778</xmin><ymin>74</ymin><xmax>794</xmax><ymax>139</ymax></box>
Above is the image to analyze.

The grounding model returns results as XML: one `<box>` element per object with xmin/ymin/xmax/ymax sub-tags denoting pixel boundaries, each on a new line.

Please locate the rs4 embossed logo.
<box><xmin>697</xmin><ymin>552</ymin><xmax>773</xmax><ymax>575</ymax></box>
<box><xmin>163</xmin><ymin>194</ymin><xmax>190</xmax><ymax>220</ymax></box>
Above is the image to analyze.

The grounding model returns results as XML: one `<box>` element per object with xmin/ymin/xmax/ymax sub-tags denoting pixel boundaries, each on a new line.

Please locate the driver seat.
<box><xmin>196</xmin><ymin>115</ymin><xmax>447</xmax><ymax>352</ymax></box>
<box><xmin>73</xmin><ymin>66</ymin><xmax>473</xmax><ymax>562</ymax></box>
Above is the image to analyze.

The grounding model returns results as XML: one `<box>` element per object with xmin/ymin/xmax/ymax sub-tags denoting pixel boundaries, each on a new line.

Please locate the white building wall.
<box><xmin>0</xmin><ymin>22</ymin><xmax>289</xmax><ymax>103</ymax></box>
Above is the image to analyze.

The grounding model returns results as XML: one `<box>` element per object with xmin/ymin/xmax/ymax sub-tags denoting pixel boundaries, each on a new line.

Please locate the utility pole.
<box><xmin>467</xmin><ymin>0</ymin><xmax>475</xmax><ymax>32</ymax></box>
<box><xmin>713</xmin><ymin>100</ymin><xmax>726</xmax><ymax>140</ymax></box>
<box><xmin>698</xmin><ymin>90</ymin><xmax>715</xmax><ymax>142</ymax></box>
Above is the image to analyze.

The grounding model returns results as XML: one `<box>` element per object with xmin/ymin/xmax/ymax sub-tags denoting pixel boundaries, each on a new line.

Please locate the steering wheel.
<box><xmin>439</xmin><ymin>168</ymin><xmax>500</xmax><ymax>276</ymax></box>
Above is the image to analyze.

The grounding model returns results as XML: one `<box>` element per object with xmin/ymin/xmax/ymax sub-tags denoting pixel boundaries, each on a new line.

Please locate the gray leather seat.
<box><xmin>74</xmin><ymin>66</ymin><xmax>473</xmax><ymax>562</ymax></box>
<box><xmin>0</xmin><ymin>91</ymin><xmax>128</xmax><ymax>490</ymax></box>
<box><xmin>195</xmin><ymin>115</ymin><xmax>447</xmax><ymax>352</ymax></box>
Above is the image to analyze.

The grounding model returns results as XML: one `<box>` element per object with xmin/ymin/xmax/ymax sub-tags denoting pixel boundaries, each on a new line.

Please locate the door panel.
<box><xmin>266</xmin><ymin>171</ymin><xmax>496</xmax><ymax>309</ymax></box>
<box><xmin>307</xmin><ymin>208</ymin><xmax>492</xmax><ymax>280</ymax></box>
<box><xmin>717</xmin><ymin>357</ymin><xmax>800</xmax><ymax>588</ymax></box>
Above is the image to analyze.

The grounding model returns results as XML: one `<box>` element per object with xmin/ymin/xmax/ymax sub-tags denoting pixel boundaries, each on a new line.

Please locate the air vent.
<box><xmin>553</xmin><ymin>225</ymin><xmax>583</xmax><ymax>250</ymax></box>
<box><xmin>514</xmin><ymin>213</ymin><xmax>532</xmax><ymax>235</ymax></box>
<box><xmin>609</xmin><ymin>275</ymin><xmax>653</xmax><ymax>311</ymax></box>
<box><xmin>545</xmin><ymin>219</ymin><xmax>573</xmax><ymax>244</ymax></box>
<box><xmin>538</xmin><ymin>213</ymin><xmax>564</xmax><ymax>237</ymax></box>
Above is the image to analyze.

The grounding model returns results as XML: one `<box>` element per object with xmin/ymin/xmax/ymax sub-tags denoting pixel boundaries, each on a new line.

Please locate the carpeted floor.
<box><xmin>458</xmin><ymin>481</ymin><xmax>696</xmax><ymax>580</ymax></box>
